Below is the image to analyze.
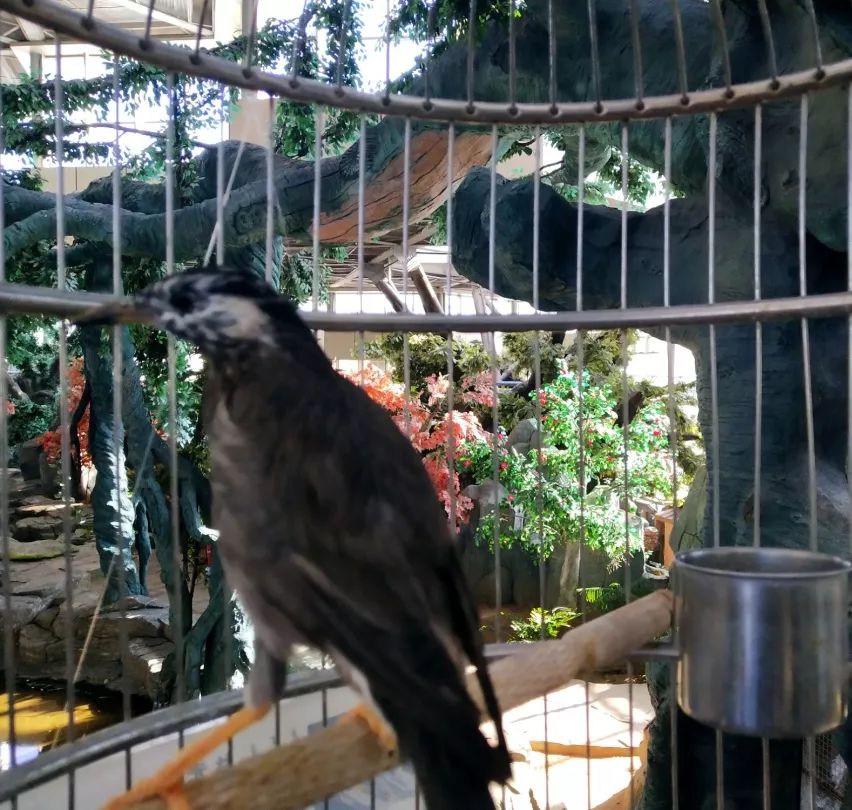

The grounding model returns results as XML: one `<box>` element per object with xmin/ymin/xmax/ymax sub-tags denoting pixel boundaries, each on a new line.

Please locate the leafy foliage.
<box><xmin>363</xmin><ymin>333</ymin><xmax>491</xmax><ymax>386</ymax></box>
<box><xmin>37</xmin><ymin>357</ymin><xmax>90</xmax><ymax>467</ymax></box>
<box><xmin>459</xmin><ymin>367</ymin><xmax>673</xmax><ymax>561</ymax></box>
<box><xmin>509</xmin><ymin>606</ymin><xmax>580</xmax><ymax>642</ymax></box>
<box><xmin>340</xmin><ymin>363</ymin><xmax>491</xmax><ymax>525</ymax></box>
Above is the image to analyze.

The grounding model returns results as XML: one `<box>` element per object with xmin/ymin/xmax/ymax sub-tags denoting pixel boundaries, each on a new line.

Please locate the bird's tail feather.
<box><xmin>401</xmin><ymin>719</ymin><xmax>504</xmax><ymax>810</ymax></box>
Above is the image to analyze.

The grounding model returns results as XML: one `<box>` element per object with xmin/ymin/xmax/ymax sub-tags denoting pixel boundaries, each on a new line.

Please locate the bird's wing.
<box><xmin>205</xmin><ymin>363</ymin><xmax>499</xmax><ymax>762</ymax></box>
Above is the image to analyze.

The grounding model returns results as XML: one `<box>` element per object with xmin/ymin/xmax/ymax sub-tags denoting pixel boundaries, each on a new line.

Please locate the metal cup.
<box><xmin>673</xmin><ymin>547</ymin><xmax>852</xmax><ymax>739</ymax></box>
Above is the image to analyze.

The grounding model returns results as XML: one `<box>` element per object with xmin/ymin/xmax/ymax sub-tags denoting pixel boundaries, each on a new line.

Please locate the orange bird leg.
<box><xmin>101</xmin><ymin>703</ymin><xmax>272</xmax><ymax>810</ymax></box>
<box><xmin>339</xmin><ymin>703</ymin><xmax>398</xmax><ymax>753</ymax></box>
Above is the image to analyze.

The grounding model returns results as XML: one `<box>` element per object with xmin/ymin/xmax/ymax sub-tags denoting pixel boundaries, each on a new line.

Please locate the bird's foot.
<box><xmin>340</xmin><ymin>703</ymin><xmax>398</xmax><ymax>754</ymax></box>
<box><xmin>101</xmin><ymin>703</ymin><xmax>271</xmax><ymax>810</ymax></box>
<box><xmin>101</xmin><ymin>775</ymin><xmax>192</xmax><ymax>810</ymax></box>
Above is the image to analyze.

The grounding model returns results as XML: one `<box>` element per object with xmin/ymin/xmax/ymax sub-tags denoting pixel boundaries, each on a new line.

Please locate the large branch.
<box><xmin>125</xmin><ymin>590</ymin><xmax>673</xmax><ymax>810</ymax></box>
<box><xmin>3</xmin><ymin>122</ymin><xmax>493</xmax><ymax>262</ymax></box>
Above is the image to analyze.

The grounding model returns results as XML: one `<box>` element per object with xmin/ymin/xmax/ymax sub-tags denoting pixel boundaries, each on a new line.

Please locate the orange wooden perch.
<box><xmin>130</xmin><ymin>590</ymin><xmax>674</xmax><ymax>810</ymax></box>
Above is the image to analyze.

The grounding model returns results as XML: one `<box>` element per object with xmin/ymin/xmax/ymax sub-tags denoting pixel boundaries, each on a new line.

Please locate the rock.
<box><xmin>33</xmin><ymin>606</ymin><xmax>59</xmax><ymax>631</ymax></box>
<box><xmin>14</xmin><ymin>499</ymin><xmax>67</xmax><ymax>518</ymax></box>
<box><xmin>507</xmin><ymin>418</ymin><xmax>537</xmax><ymax>449</ymax></box>
<box><xmin>91</xmin><ymin>608</ymin><xmax>170</xmax><ymax>640</ymax></box>
<box><xmin>121</xmin><ymin>638</ymin><xmax>174</xmax><ymax>701</ymax></box>
<box><xmin>73</xmin><ymin>505</ymin><xmax>93</xmax><ymax>526</ymax></box>
<box><xmin>38</xmin><ymin>454</ymin><xmax>59</xmax><ymax>499</ymax></box>
<box><xmin>12</xmin><ymin>515</ymin><xmax>63</xmax><ymax>542</ymax></box>
<box><xmin>80</xmin><ymin>465</ymin><xmax>96</xmax><ymax>500</ymax></box>
<box><xmin>16</xmin><ymin>440</ymin><xmax>43</xmax><ymax>481</ymax></box>
<box><xmin>474</xmin><ymin>566</ymin><xmax>512</xmax><ymax>607</ymax></box>
<box><xmin>71</xmin><ymin>528</ymin><xmax>89</xmax><ymax>546</ymax></box>
<box><xmin>17</xmin><ymin>623</ymin><xmax>56</xmax><ymax>666</ymax></box>
<box><xmin>124</xmin><ymin>595</ymin><xmax>166</xmax><ymax>611</ymax></box>
<box><xmin>0</xmin><ymin>594</ymin><xmax>54</xmax><ymax>637</ymax></box>
<box><xmin>1</xmin><ymin>538</ymin><xmax>77</xmax><ymax>561</ymax></box>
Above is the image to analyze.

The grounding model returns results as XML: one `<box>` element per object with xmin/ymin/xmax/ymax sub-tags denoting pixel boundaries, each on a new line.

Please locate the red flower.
<box><xmin>653</xmin><ymin>429</ymin><xmax>662</xmax><ymax>437</ymax></box>
<box><xmin>463</xmin><ymin>459</ymin><xmax>472</xmax><ymax>468</ymax></box>
<box><xmin>586</xmin><ymin>439</ymin><xmax>594</xmax><ymax>446</ymax></box>
<box><xmin>499</xmin><ymin>461</ymin><xmax>508</xmax><ymax>471</ymax></box>
<box><xmin>507</xmin><ymin>494</ymin><xmax>514</xmax><ymax>503</ymax></box>
<box><xmin>607</xmin><ymin>455</ymin><xmax>615</xmax><ymax>462</ymax></box>
<box><xmin>537</xmin><ymin>392</ymin><xmax>547</xmax><ymax>407</ymax></box>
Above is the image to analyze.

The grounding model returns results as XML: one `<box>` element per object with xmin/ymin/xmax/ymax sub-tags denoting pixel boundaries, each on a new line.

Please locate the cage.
<box><xmin>0</xmin><ymin>0</ymin><xmax>847</xmax><ymax>809</ymax></box>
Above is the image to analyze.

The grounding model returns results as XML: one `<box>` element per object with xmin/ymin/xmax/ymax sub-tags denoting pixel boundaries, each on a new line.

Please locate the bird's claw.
<box><xmin>102</xmin><ymin>776</ymin><xmax>191</xmax><ymax>810</ymax></box>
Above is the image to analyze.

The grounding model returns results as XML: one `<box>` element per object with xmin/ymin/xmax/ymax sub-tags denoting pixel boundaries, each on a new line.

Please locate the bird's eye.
<box><xmin>171</xmin><ymin>290</ymin><xmax>195</xmax><ymax>314</ymax></box>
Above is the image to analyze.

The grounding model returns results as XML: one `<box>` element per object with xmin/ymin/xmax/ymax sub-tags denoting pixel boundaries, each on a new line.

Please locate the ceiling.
<box><xmin>0</xmin><ymin>0</ymin><xmax>215</xmax><ymax>78</ymax></box>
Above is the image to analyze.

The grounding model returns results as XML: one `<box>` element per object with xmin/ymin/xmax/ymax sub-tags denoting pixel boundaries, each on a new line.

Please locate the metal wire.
<box><xmin>753</xmin><ymin>99</ymin><xmax>772</xmax><ymax>810</ymax></box>
<box><xmin>0</xmin><ymin>43</ymin><xmax>17</xmax><ymax>810</ymax></box>
<box><xmin>619</xmin><ymin>123</ymin><xmax>636</xmax><ymax>808</ymax></box>
<box><xmin>663</xmin><ymin>115</ymin><xmax>680</xmax><ymax>810</ymax></box>
<box><xmin>9</xmin><ymin>0</ymin><xmax>852</xmax><ymax>125</ymax></box>
<box><xmin>111</xmin><ymin>52</ymin><xmax>132</xmax><ymax>792</ymax></box>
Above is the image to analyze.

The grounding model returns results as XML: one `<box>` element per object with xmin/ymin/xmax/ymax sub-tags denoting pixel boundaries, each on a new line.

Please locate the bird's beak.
<box><xmin>73</xmin><ymin>298</ymin><xmax>157</xmax><ymax>327</ymax></box>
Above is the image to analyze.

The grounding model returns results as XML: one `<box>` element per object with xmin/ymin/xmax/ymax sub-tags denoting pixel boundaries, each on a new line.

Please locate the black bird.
<box><xmin>79</xmin><ymin>266</ymin><xmax>511</xmax><ymax>810</ymax></box>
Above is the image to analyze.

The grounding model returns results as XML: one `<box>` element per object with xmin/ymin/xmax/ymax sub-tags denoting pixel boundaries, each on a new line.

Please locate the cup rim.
<box><xmin>675</xmin><ymin>546</ymin><xmax>852</xmax><ymax>580</ymax></box>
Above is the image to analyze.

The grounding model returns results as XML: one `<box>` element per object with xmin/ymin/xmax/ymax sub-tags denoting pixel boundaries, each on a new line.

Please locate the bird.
<box><xmin>76</xmin><ymin>265</ymin><xmax>512</xmax><ymax>810</ymax></box>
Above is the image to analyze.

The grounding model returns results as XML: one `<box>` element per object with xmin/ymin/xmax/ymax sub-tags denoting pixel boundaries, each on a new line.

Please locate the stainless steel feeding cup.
<box><xmin>672</xmin><ymin>547</ymin><xmax>852</xmax><ymax>739</ymax></box>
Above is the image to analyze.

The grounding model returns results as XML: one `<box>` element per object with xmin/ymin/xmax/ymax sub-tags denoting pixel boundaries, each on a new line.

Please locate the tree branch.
<box><xmin>127</xmin><ymin>590</ymin><xmax>673</xmax><ymax>810</ymax></box>
<box><xmin>3</xmin><ymin>121</ymin><xmax>493</xmax><ymax>262</ymax></box>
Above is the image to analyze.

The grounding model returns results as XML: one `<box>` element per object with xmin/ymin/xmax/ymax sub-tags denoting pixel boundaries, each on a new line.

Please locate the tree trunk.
<box><xmin>80</xmin><ymin>260</ymin><xmax>142</xmax><ymax>604</ymax></box>
<box><xmin>556</xmin><ymin>537</ymin><xmax>580</xmax><ymax>609</ymax></box>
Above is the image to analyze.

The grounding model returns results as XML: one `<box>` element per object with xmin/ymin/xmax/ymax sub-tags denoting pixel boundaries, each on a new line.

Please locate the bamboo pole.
<box><xmin>129</xmin><ymin>590</ymin><xmax>674</xmax><ymax>810</ymax></box>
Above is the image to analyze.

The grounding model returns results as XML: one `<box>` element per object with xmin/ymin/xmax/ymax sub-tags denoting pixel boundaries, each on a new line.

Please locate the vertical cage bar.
<box><xmin>755</xmin><ymin>0</ymin><xmax>779</xmax><ymax>84</ymax></box>
<box><xmin>575</xmin><ymin>123</ymin><xmax>593</xmax><ymax>810</ymax></box>
<box><xmin>216</xmin><ymin>89</ymin><xmax>226</xmax><ymax>265</ymax></box>
<box><xmin>384</xmin><ymin>0</ymin><xmax>391</xmax><ymax>98</ymax></box>
<box><xmin>848</xmin><ymin>83</ymin><xmax>852</xmax><ymax>564</ymax></box>
<box><xmin>797</xmin><ymin>90</ymin><xmax>818</xmax><ymax>810</ymax></box>
<box><xmin>466</xmin><ymin>0</ymin><xmax>477</xmax><ymax>107</ymax></box>
<box><xmin>799</xmin><ymin>94</ymin><xmax>817</xmax><ymax>554</ymax></box>
<box><xmin>706</xmin><ymin>109</ymin><xmax>725</xmax><ymax>810</ymax></box>
<box><xmin>445</xmin><ymin>122</ymin><xmax>455</xmax><ymax>312</ymax></box>
<box><xmin>753</xmin><ymin>102</ymin><xmax>763</xmax><ymax>551</ymax></box>
<box><xmin>401</xmin><ymin>117</ymin><xmax>412</xmax><ymax>437</ymax></box>
<box><xmin>165</xmin><ymin>73</ymin><xmax>186</xmax><ymax>732</ymax></box>
<box><xmin>215</xmin><ymin>84</ymin><xmax>234</xmax><ymax>768</ymax></box>
<box><xmin>487</xmin><ymin>123</ymin><xmax>501</xmax><ymax>642</ymax></box>
<box><xmin>587</xmin><ymin>0</ymin><xmax>602</xmax><ymax>109</ymax></box>
<box><xmin>54</xmin><ymin>39</ymin><xmax>77</xmax><ymax>809</ymax></box>
<box><xmin>0</xmin><ymin>47</ymin><xmax>17</xmax><ymax>806</ymax></box>
<box><xmin>669</xmin><ymin>0</ymin><xmax>689</xmax><ymax>100</ymax></box>
<box><xmin>357</xmin><ymin>116</ymin><xmax>366</xmax><ymax>311</ymax></box>
<box><xmin>530</xmin><ymin>124</ymin><xmax>550</xmax><ymax>808</ymax></box>
<box><xmin>752</xmin><ymin>101</ymin><xmax>771</xmax><ymax>809</ymax></box>
<box><xmin>312</xmin><ymin>107</ymin><xmax>323</xmax><ymax>307</ymax></box>
<box><xmin>662</xmin><ymin>115</ymin><xmax>680</xmax><ymax>810</ymax></box>
<box><xmin>618</xmin><ymin>122</ymin><xmax>636</xmax><ymax>806</ymax></box>
<box><xmin>445</xmin><ymin>122</ymin><xmax>457</xmax><ymax>562</ymax></box>
<box><xmin>111</xmin><ymin>62</ymin><xmax>132</xmax><ymax>794</ymax></box>
<box><xmin>508</xmin><ymin>0</ymin><xmax>516</xmax><ymax>109</ymax></box>
<box><xmin>266</xmin><ymin>96</ymin><xmax>276</xmax><ymax>286</ymax></box>
<box><xmin>626</xmin><ymin>0</ymin><xmax>644</xmax><ymax>106</ymax></box>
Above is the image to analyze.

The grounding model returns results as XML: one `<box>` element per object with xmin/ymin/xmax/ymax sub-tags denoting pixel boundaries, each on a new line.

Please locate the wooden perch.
<box><xmin>130</xmin><ymin>590</ymin><xmax>673</xmax><ymax>810</ymax></box>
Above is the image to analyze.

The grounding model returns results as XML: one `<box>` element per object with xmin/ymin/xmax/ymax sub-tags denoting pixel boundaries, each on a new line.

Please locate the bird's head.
<box><xmin>75</xmin><ymin>266</ymin><xmax>304</xmax><ymax>358</ymax></box>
